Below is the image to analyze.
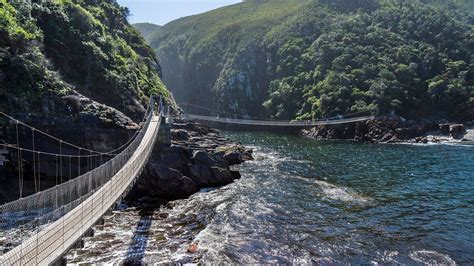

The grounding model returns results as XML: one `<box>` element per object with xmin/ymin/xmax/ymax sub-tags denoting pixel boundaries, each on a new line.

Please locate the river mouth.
<box><xmin>66</xmin><ymin>131</ymin><xmax>474</xmax><ymax>264</ymax></box>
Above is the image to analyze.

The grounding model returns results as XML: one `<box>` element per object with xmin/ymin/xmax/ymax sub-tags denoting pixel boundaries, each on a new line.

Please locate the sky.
<box><xmin>117</xmin><ymin>0</ymin><xmax>242</xmax><ymax>26</ymax></box>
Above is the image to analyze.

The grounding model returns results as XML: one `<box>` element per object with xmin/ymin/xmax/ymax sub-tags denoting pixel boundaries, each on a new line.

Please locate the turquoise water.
<box><xmin>194</xmin><ymin>132</ymin><xmax>474</xmax><ymax>264</ymax></box>
<box><xmin>66</xmin><ymin>131</ymin><xmax>474</xmax><ymax>264</ymax></box>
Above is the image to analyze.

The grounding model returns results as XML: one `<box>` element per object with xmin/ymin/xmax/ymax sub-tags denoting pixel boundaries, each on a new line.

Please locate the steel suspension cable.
<box><xmin>180</xmin><ymin>102</ymin><xmax>377</xmax><ymax>122</ymax></box>
<box><xmin>78</xmin><ymin>148</ymin><xmax>81</xmax><ymax>176</ymax></box>
<box><xmin>0</xmin><ymin>103</ymin><xmax>151</xmax><ymax>157</ymax></box>
<box><xmin>0</xmin><ymin>143</ymin><xmax>134</xmax><ymax>159</ymax></box>
<box><xmin>15</xmin><ymin>121</ymin><xmax>22</xmax><ymax>198</ymax></box>
<box><xmin>56</xmin><ymin>155</ymin><xmax>59</xmax><ymax>185</ymax></box>
<box><xmin>32</xmin><ymin>128</ymin><xmax>37</xmax><ymax>193</ymax></box>
<box><xmin>179</xmin><ymin>102</ymin><xmax>273</xmax><ymax>120</ymax></box>
<box><xmin>59</xmin><ymin>141</ymin><xmax>62</xmax><ymax>184</ymax></box>
<box><xmin>0</xmin><ymin>110</ymin><xmax>161</xmax><ymax>264</ymax></box>
<box><xmin>0</xmin><ymin>96</ymin><xmax>160</xmax><ymax>242</ymax></box>
<box><xmin>37</xmin><ymin>152</ymin><xmax>41</xmax><ymax>191</ymax></box>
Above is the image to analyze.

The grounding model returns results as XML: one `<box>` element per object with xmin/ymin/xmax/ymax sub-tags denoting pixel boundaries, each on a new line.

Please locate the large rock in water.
<box><xmin>171</xmin><ymin>129</ymin><xmax>190</xmax><ymax>141</ymax></box>
<box><xmin>439</xmin><ymin>123</ymin><xmax>451</xmax><ymax>135</ymax></box>
<box><xmin>449</xmin><ymin>124</ymin><xmax>466</xmax><ymax>139</ymax></box>
<box><xmin>129</xmin><ymin>121</ymin><xmax>253</xmax><ymax>200</ymax></box>
<box><xmin>134</xmin><ymin>164</ymin><xmax>199</xmax><ymax>199</ymax></box>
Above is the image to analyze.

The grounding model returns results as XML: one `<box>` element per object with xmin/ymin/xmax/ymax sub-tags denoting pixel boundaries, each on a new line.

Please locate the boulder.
<box><xmin>395</xmin><ymin>125</ymin><xmax>425</xmax><ymax>139</ymax></box>
<box><xmin>415</xmin><ymin>136</ymin><xmax>429</xmax><ymax>144</ymax></box>
<box><xmin>147</xmin><ymin>144</ymin><xmax>191</xmax><ymax>174</ymax></box>
<box><xmin>230</xmin><ymin>171</ymin><xmax>241</xmax><ymax>180</ymax></box>
<box><xmin>449</xmin><ymin>124</ymin><xmax>466</xmax><ymax>139</ymax></box>
<box><xmin>188</xmin><ymin>163</ymin><xmax>214</xmax><ymax>186</ymax></box>
<box><xmin>192</xmin><ymin>150</ymin><xmax>217</xmax><ymax>165</ymax></box>
<box><xmin>210</xmin><ymin>167</ymin><xmax>235</xmax><ymax>186</ymax></box>
<box><xmin>223</xmin><ymin>151</ymin><xmax>244</xmax><ymax>165</ymax></box>
<box><xmin>171</xmin><ymin>129</ymin><xmax>190</xmax><ymax>141</ymax></box>
<box><xmin>132</xmin><ymin>120</ymin><xmax>252</xmax><ymax>200</ymax></box>
<box><xmin>172</xmin><ymin>122</ymin><xmax>217</xmax><ymax>135</ymax></box>
<box><xmin>439</xmin><ymin>123</ymin><xmax>451</xmax><ymax>135</ymax></box>
<box><xmin>131</xmin><ymin>164</ymin><xmax>199</xmax><ymax>200</ymax></box>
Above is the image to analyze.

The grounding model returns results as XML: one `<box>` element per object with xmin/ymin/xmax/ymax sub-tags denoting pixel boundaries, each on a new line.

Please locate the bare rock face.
<box><xmin>129</xmin><ymin>121</ymin><xmax>253</xmax><ymax>200</ymax></box>
<box><xmin>449</xmin><ymin>124</ymin><xmax>466</xmax><ymax>139</ymax></box>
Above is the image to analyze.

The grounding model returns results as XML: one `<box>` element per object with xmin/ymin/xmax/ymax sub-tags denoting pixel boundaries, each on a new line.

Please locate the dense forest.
<box><xmin>137</xmin><ymin>0</ymin><xmax>474</xmax><ymax>122</ymax></box>
<box><xmin>0</xmin><ymin>0</ymin><xmax>169</xmax><ymax>121</ymax></box>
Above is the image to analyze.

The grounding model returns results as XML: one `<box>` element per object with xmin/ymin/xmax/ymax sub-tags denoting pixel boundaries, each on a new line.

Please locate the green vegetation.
<box><xmin>138</xmin><ymin>0</ymin><xmax>474</xmax><ymax>121</ymax></box>
<box><xmin>1</xmin><ymin>0</ymin><xmax>169</xmax><ymax>120</ymax></box>
<box><xmin>133</xmin><ymin>23</ymin><xmax>161</xmax><ymax>43</ymax></box>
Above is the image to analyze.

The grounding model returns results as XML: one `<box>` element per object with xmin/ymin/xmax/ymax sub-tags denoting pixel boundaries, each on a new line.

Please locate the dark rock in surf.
<box><xmin>449</xmin><ymin>124</ymin><xmax>466</xmax><ymax>139</ymax></box>
<box><xmin>210</xmin><ymin>166</ymin><xmax>235</xmax><ymax>186</ymax></box>
<box><xmin>439</xmin><ymin>124</ymin><xmax>451</xmax><ymax>135</ymax></box>
<box><xmin>134</xmin><ymin>164</ymin><xmax>199</xmax><ymax>199</ymax></box>
<box><xmin>129</xmin><ymin>120</ymin><xmax>253</xmax><ymax>200</ymax></box>
<box><xmin>171</xmin><ymin>129</ymin><xmax>190</xmax><ymax>141</ymax></box>
<box><xmin>302</xmin><ymin>115</ymin><xmax>465</xmax><ymax>143</ymax></box>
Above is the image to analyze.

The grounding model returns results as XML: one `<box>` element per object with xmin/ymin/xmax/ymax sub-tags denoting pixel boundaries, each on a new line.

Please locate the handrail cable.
<box><xmin>0</xmin><ymin>100</ymin><xmax>151</xmax><ymax>156</ymax></box>
<box><xmin>0</xmin><ymin>96</ymin><xmax>160</xmax><ymax>236</ymax></box>
<box><xmin>179</xmin><ymin>102</ymin><xmax>376</xmax><ymax>122</ymax></box>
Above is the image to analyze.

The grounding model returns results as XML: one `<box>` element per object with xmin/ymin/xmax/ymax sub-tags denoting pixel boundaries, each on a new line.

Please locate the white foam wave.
<box><xmin>464</xmin><ymin>129</ymin><xmax>474</xmax><ymax>140</ymax></box>
<box><xmin>293</xmin><ymin>176</ymin><xmax>370</xmax><ymax>204</ymax></box>
<box><xmin>193</xmin><ymin>227</ymin><xmax>233</xmax><ymax>263</ymax></box>
<box><xmin>409</xmin><ymin>250</ymin><xmax>456</xmax><ymax>265</ymax></box>
<box><xmin>395</xmin><ymin>141</ymin><xmax>474</xmax><ymax>148</ymax></box>
<box><xmin>315</xmin><ymin>180</ymin><xmax>370</xmax><ymax>203</ymax></box>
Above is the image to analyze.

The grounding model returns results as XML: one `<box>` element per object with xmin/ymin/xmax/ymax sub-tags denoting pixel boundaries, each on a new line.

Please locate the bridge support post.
<box><xmin>157</xmin><ymin>117</ymin><xmax>171</xmax><ymax>149</ymax></box>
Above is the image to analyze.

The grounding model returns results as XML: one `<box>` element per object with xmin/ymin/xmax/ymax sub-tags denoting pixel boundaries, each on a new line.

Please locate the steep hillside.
<box><xmin>143</xmin><ymin>0</ymin><xmax>474</xmax><ymax>121</ymax></box>
<box><xmin>134</xmin><ymin>22</ymin><xmax>162</xmax><ymax>43</ymax></box>
<box><xmin>0</xmin><ymin>0</ymin><xmax>170</xmax><ymax>202</ymax></box>
<box><xmin>0</xmin><ymin>0</ymin><xmax>169</xmax><ymax>122</ymax></box>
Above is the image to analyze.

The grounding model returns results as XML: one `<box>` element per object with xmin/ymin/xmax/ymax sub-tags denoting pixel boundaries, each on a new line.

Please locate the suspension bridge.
<box><xmin>179</xmin><ymin>103</ymin><xmax>375</xmax><ymax>127</ymax></box>
<box><xmin>0</xmin><ymin>98</ymin><xmax>374</xmax><ymax>265</ymax></box>
<box><xmin>0</xmin><ymin>96</ymin><xmax>163</xmax><ymax>265</ymax></box>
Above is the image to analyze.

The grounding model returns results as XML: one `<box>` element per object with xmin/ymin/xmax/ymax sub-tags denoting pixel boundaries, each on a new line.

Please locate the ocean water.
<box><xmin>66</xmin><ymin>131</ymin><xmax>474</xmax><ymax>264</ymax></box>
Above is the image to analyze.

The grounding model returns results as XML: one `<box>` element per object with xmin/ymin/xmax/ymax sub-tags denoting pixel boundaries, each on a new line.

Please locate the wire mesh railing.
<box><xmin>0</xmin><ymin>99</ymin><xmax>156</xmax><ymax>231</ymax></box>
<box><xmin>0</xmin><ymin>104</ymin><xmax>161</xmax><ymax>265</ymax></box>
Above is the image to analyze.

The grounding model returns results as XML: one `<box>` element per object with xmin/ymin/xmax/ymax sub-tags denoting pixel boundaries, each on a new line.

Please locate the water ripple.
<box><xmin>66</xmin><ymin>131</ymin><xmax>474</xmax><ymax>264</ymax></box>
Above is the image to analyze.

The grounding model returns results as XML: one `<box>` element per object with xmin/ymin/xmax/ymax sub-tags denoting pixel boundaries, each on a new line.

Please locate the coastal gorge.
<box><xmin>0</xmin><ymin>0</ymin><xmax>473</xmax><ymax>264</ymax></box>
<box><xmin>137</xmin><ymin>0</ymin><xmax>473</xmax><ymax>141</ymax></box>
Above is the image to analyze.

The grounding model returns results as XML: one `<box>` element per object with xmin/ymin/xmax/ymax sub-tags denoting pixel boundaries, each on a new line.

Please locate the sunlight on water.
<box><xmin>66</xmin><ymin>131</ymin><xmax>474</xmax><ymax>264</ymax></box>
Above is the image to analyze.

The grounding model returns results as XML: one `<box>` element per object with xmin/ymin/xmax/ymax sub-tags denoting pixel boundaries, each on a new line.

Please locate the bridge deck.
<box><xmin>0</xmin><ymin>115</ymin><xmax>160</xmax><ymax>265</ymax></box>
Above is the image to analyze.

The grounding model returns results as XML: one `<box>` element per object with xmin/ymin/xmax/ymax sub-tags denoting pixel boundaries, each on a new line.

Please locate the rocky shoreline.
<box><xmin>128</xmin><ymin>120</ymin><xmax>253</xmax><ymax>201</ymax></box>
<box><xmin>301</xmin><ymin>115</ymin><xmax>472</xmax><ymax>143</ymax></box>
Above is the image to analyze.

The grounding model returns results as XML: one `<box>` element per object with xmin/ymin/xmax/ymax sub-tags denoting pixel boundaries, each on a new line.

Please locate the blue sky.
<box><xmin>117</xmin><ymin>0</ymin><xmax>242</xmax><ymax>26</ymax></box>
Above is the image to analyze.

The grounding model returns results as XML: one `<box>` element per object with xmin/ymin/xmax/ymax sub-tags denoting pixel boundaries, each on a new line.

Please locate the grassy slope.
<box><xmin>134</xmin><ymin>22</ymin><xmax>162</xmax><ymax>43</ymax></box>
<box><xmin>152</xmin><ymin>0</ymin><xmax>308</xmax><ymax>48</ymax></box>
